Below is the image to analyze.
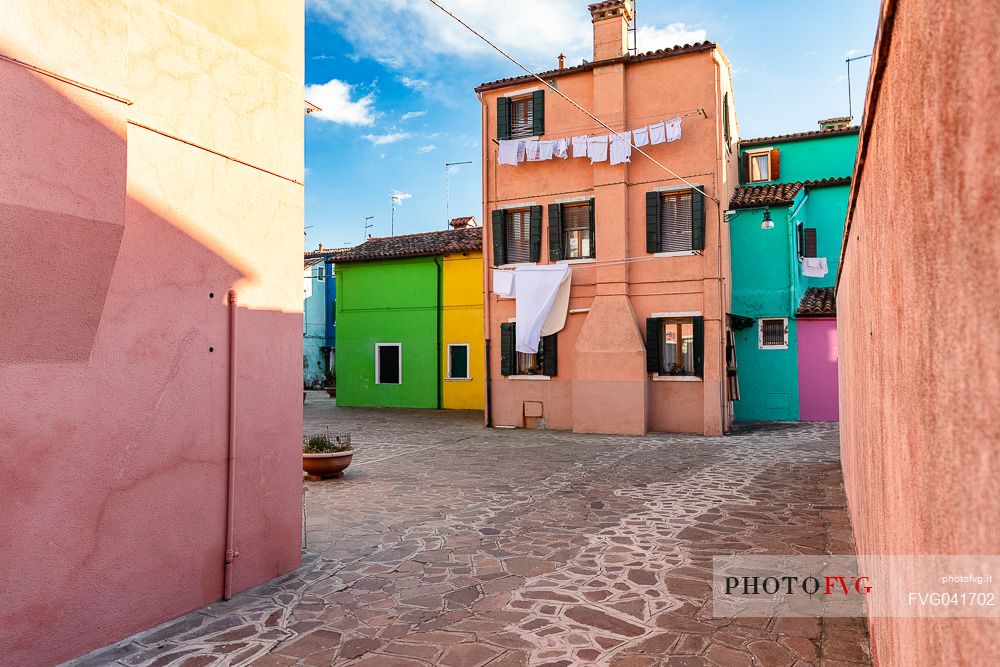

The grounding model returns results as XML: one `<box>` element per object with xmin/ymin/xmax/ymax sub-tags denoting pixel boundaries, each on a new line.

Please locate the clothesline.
<box><xmin>488</xmin><ymin>107</ymin><xmax>706</xmax><ymax>146</ymax></box>
<box><xmin>490</xmin><ymin>252</ymin><xmax>704</xmax><ymax>272</ymax></box>
<box><xmin>498</xmin><ymin>117</ymin><xmax>684</xmax><ymax>167</ymax></box>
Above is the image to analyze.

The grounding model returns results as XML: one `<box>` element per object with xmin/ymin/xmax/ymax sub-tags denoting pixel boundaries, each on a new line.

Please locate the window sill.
<box><xmin>497</xmin><ymin>262</ymin><xmax>535</xmax><ymax>269</ymax></box>
<box><xmin>758</xmin><ymin>345</ymin><xmax>789</xmax><ymax>351</ymax></box>
<box><xmin>445</xmin><ymin>377</ymin><xmax>473</xmax><ymax>382</ymax></box>
<box><xmin>507</xmin><ymin>375</ymin><xmax>551</xmax><ymax>381</ymax></box>
<box><xmin>557</xmin><ymin>257</ymin><xmax>595</xmax><ymax>265</ymax></box>
<box><xmin>652</xmin><ymin>375</ymin><xmax>702</xmax><ymax>382</ymax></box>
<box><xmin>654</xmin><ymin>250</ymin><xmax>699</xmax><ymax>258</ymax></box>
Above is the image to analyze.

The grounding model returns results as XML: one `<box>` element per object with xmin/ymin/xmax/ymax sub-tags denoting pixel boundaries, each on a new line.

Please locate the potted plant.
<box><xmin>323</xmin><ymin>368</ymin><xmax>336</xmax><ymax>398</ymax></box>
<box><xmin>302</xmin><ymin>432</ymin><xmax>353</xmax><ymax>480</ymax></box>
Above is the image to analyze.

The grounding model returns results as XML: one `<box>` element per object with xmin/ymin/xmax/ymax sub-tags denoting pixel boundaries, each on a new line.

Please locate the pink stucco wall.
<box><xmin>837</xmin><ymin>0</ymin><xmax>1000</xmax><ymax>664</ymax></box>
<box><xmin>797</xmin><ymin>318</ymin><xmax>839</xmax><ymax>421</ymax></box>
<box><xmin>481</xmin><ymin>7</ymin><xmax>738</xmax><ymax>435</ymax></box>
<box><xmin>0</xmin><ymin>3</ymin><xmax>304</xmax><ymax>665</ymax></box>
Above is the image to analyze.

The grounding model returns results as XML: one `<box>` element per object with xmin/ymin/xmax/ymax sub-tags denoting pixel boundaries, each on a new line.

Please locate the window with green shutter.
<box><xmin>645</xmin><ymin>316</ymin><xmax>704</xmax><ymax>377</ymax></box>
<box><xmin>495</xmin><ymin>206</ymin><xmax>542</xmax><ymax>265</ymax></box>
<box><xmin>645</xmin><ymin>188</ymin><xmax>706</xmax><ymax>253</ymax></box>
<box><xmin>499</xmin><ymin>323</ymin><xmax>557</xmax><ymax>377</ymax></box>
<box><xmin>498</xmin><ymin>91</ymin><xmax>544</xmax><ymax>140</ymax></box>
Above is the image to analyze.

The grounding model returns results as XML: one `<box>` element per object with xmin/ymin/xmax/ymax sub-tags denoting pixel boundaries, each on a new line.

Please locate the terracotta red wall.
<box><xmin>837</xmin><ymin>0</ymin><xmax>1000</xmax><ymax>663</ymax></box>
<box><xmin>0</xmin><ymin>3</ymin><xmax>304</xmax><ymax>665</ymax></box>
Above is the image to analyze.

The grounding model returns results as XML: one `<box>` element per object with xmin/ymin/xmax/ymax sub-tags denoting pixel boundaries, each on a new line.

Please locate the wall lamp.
<box><xmin>761</xmin><ymin>209</ymin><xmax>774</xmax><ymax>230</ymax></box>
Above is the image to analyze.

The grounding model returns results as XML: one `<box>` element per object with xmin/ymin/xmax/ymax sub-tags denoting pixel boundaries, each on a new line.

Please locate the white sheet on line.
<box><xmin>512</xmin><ymin>264</ymin><xmax>571</xmax><ymax>353</ymax></box>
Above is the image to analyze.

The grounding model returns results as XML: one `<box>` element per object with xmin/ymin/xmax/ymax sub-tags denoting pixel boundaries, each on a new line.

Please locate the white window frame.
<box><xmin>758</xmin><ymin>318</ymin><xmax>788</xmax><ymax>350</ymax></box>
<box><xmin>747</xmin><ymin>149</ymin><xmax>772</xmax><ymax>182</ymax></box>
<box><xmin>374</xmin><ymin>343</ymin><xmax>402</xmax><ymax>384</ymax></box>
<box><xmin>446</xmin><ymin>343</ymin><xmax>471</xmax><ymax>381</ymax></box>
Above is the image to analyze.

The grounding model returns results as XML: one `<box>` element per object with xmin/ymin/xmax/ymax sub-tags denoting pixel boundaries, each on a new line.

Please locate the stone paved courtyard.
<box><xmin>68</xmin><ymin>395</ymin><xmax>871</xmax><ymax>667</ymax></box>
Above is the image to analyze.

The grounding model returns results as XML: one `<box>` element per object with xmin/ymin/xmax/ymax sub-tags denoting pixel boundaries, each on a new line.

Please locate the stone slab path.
<box><xmin>67</xmin><ymin>395</ymin><xmax>871</xmax><ymax>667</ymax></box>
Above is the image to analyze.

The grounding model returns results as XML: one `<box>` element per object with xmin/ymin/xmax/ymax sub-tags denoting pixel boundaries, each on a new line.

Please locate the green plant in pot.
<box><xmin>302</xmin><ymin>432</ymin><xmax>353</xmax><ymax>480</ymax></box>
<box><xmin>323</xmin><ymin>367</ymin><xmax>336</xmax><ymax>398</ymax></box>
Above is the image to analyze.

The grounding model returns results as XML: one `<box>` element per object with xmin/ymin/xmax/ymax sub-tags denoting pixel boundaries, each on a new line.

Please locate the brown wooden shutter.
<box><xmin>769</xmin><ymin>148</ymin><xmax>781</xmax><ymax>179</ymax></box>
<box><xmin>740</xmin><ymin>152</ymin><xmax>750</xmax><ymax>183</ymax></box>
<box><xmin>803</xmin><ymin>228</ymin><xmax>818</xmax><ymax>258</ymax></box>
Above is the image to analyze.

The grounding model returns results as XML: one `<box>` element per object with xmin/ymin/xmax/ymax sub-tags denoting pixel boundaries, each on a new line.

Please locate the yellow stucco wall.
<box><xmin>441</xmin><ymin>251</ymin><xmax>484</xmax><ymax>410</ymax></box>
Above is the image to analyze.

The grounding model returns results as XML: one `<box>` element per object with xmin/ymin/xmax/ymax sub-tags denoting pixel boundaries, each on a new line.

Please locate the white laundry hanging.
<box><xmin>525</xmin><ymin>140</ymin><xmax>542</xmax><ymax>161</ymax></box>
<box><xmin>492</xmin><ymin>268</ymin><xmax>515</xmax><ymax>297</ymax></box>
<box><xmin>648</xmin><ymin>121</ymin><xmax>666</xmax><ymax>145</ymax></box>
<box><xmin>666</xmin><ymin>117</ymin><xmax>682</xmax><ymax>142</ymax></box>
<box><xmin>498</xmin><ymin>139</ymin><xmax>521</xmax><ymax>166</ymax></box>
<box><xmin>512</xmin><ymin>265</ymin><xmax>571</xmax><ymax>354</ymax></box>
<box><xmin>610</xmin><ymin>131</ymin><xmax>632</xmax><ymax>165</ymax></box>
<box><xmin>801</xmin><ymin>257</ymin><xmax>829</xmax><ymax>278</ymax></box>
<box><xmin>537</xmin><ymin>140</ymin><xmax>555</xmax><ymax>160</ymax></box>
<box><xmin>632</xmin><ymin>126</ymin><xmax>649</xmax><ymax>147</ymax></box>
<box><xmin>572</xmin><ymin>135</ymin><xmax>589</xmax><ymax>158</ymax></box>
<box><xmin>587</xmin><ymin>135</ymin><xmax>609</xmax><ymax>163</ymax></box>
<box><xmin>554</xmin><ymin>137</ymin><xmax>569</xmax><ymax>159</ymax></box>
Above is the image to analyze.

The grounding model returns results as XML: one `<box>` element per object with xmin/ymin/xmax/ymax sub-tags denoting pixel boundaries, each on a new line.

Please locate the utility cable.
<box><xmin>426</xmin><ymin>0</ymin><xmax>720</xmax><ymax>204</ymax></box>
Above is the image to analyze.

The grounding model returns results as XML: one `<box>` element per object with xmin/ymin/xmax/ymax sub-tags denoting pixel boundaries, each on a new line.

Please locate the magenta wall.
<box><xmin>797</xmin><ymin>318</ymin><xmax>839</xmax><ymax>421</ymax></box>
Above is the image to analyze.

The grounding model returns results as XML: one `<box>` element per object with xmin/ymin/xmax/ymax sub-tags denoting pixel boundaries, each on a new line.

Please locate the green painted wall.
<box><xmin>740</xmin><ymin>132</ymin><xmax>858</xmax><ymax>183</ymax></box>
<box><xmin>730</xmin><ymin>202</ymin><xmax>802</xmax><ymax>420</ymax></box>
<box><xmin>335</xmin><ymin>257</ymin><xmax>440</xmax><ymax>408</ymax></box>
<box><xmin>801</xmin><ymin>184</ymin><xmax>849</xmax><ymax>289</ymax></box>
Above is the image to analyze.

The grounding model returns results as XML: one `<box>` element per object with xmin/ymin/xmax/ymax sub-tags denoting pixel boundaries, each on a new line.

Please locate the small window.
<box><xmin>562</xmin><ymin>203</ymin><xmax>592</xmax><ymax>259</ymax></box>
<box><xmin>505</xmin><ymin>208</ymin><xmax>532</xmax><ymax>264</ymax></box>
<box><xmin>659</xmin><ymin>190</ymin><xmax>694</xmax><ymax>252</ymax></box>
<box><xmin>801</xmin><ymin>227</ymin><xmax>818</xmax><ymax>258</ymax></box>
<box><xmin>510</xmin><ymin>95</ymin><xmax>534</xmax><ymax>139</ymax></box>
<box><xmin>759</xmin><ymin>319</ymin><xmax>788</xmax><ymax>350</ymax></box>
<box><xmin>660</xmin><ymin>318</ymin><xmax>696</xmax><ymax>376</ymax></box>
<box><xmin>375</xmin><ymin>343</ymin><xmax>401</xmax><ymax>384</ymax></box>
<box><xmin>516</xmin><ymin>347</ymin><xmax>544</xmax><ymax>375</ymax></box>
<box><xmin>748</xmin><ymin>150</ymin><xmax>771</xmax><ymax>182</ymax></box>
<box><xmin>447</xmin><ymin>344</ymin><xmax>469</xmax><ymax>380</ymax></box>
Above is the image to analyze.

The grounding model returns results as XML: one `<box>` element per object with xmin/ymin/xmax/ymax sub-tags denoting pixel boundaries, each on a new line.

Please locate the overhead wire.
<box><xmin>425</xmin><ymin>0</ymin><xmax>720</xmax><ymax>204</ymax></box>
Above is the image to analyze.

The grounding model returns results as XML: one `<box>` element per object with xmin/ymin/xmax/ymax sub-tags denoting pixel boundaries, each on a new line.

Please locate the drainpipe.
<box><xmin>435</xmin><ymin>257</ymin><xmax>443</xmax><ymax>410</ymax></box>
<box><xmin>484</xmin><ymin>339</ymin><xmax>493</xmax><ymax>426</ymax></box>
<box><xmin>479</xmin><ymin>90</ymin><xmax>493</xmax><ymax>427</ymax></box>
<box><xmin>223</xmin><ymin>289</ymin><xmax>239</xmax><ymax>600</ymax></box>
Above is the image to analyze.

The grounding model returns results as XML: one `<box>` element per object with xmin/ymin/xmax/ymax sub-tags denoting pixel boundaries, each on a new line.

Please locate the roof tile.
<box><xmin>729</xmin><ymin>182</ymin><xmax>804</xmax><ymax>209</ymax></box>
<box><xmin>797</xmin><ymin>287</ymin><xmax>837</xmax><ymax>316</ymax></box>
<box><xmin>740</xmin><ymin>126</ymin><xmax>860</xmax><ymax>148</ymax></box>
<box><xmin>331</xmin><ymin>227</ymin><xmax>482</xmax><ymax>264</ymax></box>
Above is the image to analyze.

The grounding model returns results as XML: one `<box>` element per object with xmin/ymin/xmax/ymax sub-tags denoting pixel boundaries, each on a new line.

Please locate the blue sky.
<box><xmin>304</xmin><ymin>0</ymin><xmax>880</xmax><ymax>250</ymax></box>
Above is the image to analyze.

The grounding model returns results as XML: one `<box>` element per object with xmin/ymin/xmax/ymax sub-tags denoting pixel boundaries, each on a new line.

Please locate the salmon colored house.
<box><xmin>0</xmin><ymin>2</ymin><xmax>304</xmax><ymax>664</ymax></box>
<box><xmin>478</xmin><ymin>0</ymin><xmax>739</xmax><ymax>435</ymax></box>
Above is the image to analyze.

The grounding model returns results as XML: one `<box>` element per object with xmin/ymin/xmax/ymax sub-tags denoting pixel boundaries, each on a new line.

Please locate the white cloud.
<box><xmin>400</xmin><ymin>76</ymin><xmax>431</xmax><ymax>91</ymax></box>
<box><xmin>401</xmin><ymin>110</ymin><xmax>427</xmax><ymax>122</ymax></box>
<box><xmin>634</xmin><ymin>23</ymin><xmax>707</xmax><ymax>52</ymax></box>
<box><xmin>845</xmin><ymin>48</ymin><xmax>858</xmax><ymax>57</ymax></box>
<box><xmin>304</xmin><ymin>79</ymin><xmax>376</xmax><ymax>126</ymax></box>
<box><xmin>362</xmin><ymin>132</ymin><xmax>410</xmax><ymax>145</ymax></box>
<box><xmin>307</xmin><ymin>0</ymin><xmax>593</xmax><ymax>69</ymax></box>
<box><xmin>418</xmin><ymin>144</ymin><xmax>437</xmax><ymax>153</ymax></box>
<box><xmin>391</xmin><ymin>190</ymin><xmax>412</xmax><ymax>205</ymax></box>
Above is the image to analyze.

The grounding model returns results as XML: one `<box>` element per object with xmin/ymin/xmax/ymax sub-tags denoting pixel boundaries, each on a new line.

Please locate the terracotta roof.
<box><xmin>740</xmin><ymin>125</ymin><xmax>860</xmax><ymax>148</ymax></box>
<box><xmin>797</xmin><ymin>287</ymin><xmax>837</xmax><ymax>317</ymax></box>
<box><xmin>804</xmin><ymin>176</ymin><xmax>852</xmax><ymax>189</ymax></box>
<box><xmin>474</xmin><ymin>42</ymin><xmax>716</xmax><ymax>92</ymax></box>
<box><xmin>304</xmin><ymin>256</ymin><xmax>324</xmax><ymax>269</ymax></box>
<box><xmin>449</xmin><ymin>216</ymin><xmax>477</xmax><ymax>229</ymax></box>
<box><xmin>729</xmin><ymin>182</ymin><xmax>804</xmax><ymax>209</ymax></box>
<box><xmin>331</xmin><ymin>227</ymin><xmax>482</xmax><ymax>264</ymax></box>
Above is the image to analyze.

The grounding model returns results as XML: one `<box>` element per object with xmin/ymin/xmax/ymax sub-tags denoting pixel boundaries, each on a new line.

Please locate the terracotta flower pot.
<box><xmin>325</xmin><ymin>386</ymin><xmax>336</xmax><ymax>398</ymax></box>
<box><xmin>303</xmin><ymin>451</ymin><xmax>352</xmax><ymax>480</ymax></box>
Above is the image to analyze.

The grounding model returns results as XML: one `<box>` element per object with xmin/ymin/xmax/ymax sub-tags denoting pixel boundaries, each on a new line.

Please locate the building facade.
<box><xmin>0</xmin><ymin>2</ymin><xmax>305</xmax><ymax>664</ymax></box>
<box><xmin>335</xmin><ymin>227</ymin><xmax>485</xmax><ymax>410</ymax></box>
<box><xmin>838</xmin><ymin>0</ymin><xmax>1000</xmax><ymax>663</ymax></box>
<box><xmin>303</xmin><ymin>254</ymin><xmax>330</xmax><ymax>386</ymax></box>
<box><xmin>478</xmin><ymin>0</ymin><xmax>738</xmax><ymax>435</ymax></box>
<box><xmin>728</xmin><ymin>121</ymin><xmax>858</xmax><ymax>421</ymax></box>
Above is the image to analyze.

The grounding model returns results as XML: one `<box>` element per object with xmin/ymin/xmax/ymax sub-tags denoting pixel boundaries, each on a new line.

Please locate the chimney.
<box><xmin>558</xmin><ymin>53</ymin><xmax>566</xmax><ymax>70</ymax></box>
<box><xmin>449</xmin><ymin>216</ymin><xmax>475</xmax><ymax>229</ymax></box>
<box><xmin>818</xmin><ymin>116</ymin><xmax>851</xmax><ymax>131</ymax></box>
<box><xmin>589</xmin><ymin>0</ymin><xmax>633</xmax><ymax>62</ymax></box>
<box><xmin>317</xmin><ymin>243</ymin><xmax>323</xmax><ymax>251</ymax></box>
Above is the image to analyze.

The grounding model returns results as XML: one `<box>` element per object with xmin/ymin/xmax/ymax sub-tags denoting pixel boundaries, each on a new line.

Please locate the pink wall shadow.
<box><xmin>797</xmin><ymin>318</ymin><xmax>839</xmax><ymax>421</ymax></box>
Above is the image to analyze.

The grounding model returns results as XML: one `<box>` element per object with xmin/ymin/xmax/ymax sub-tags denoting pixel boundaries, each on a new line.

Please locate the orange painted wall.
<box><xmin>481</xmin><ymin>43</ymin><xmax>738</xmax><ymax>435</ymax></box>
<box><xmin>837</xmin><ymin>0</ymin><xmax>1000</xmax><ymax>664</ymax></box>
<box><xmin>0</xmin><ymin>2</ymin><xmax>304</xmax><ymax>664</ymax></box>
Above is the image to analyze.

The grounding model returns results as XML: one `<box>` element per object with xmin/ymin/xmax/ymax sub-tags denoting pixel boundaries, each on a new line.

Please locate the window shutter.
<box><xmin>497</xmin><ymin>97</ymin><xmax>511</xmax><ymax>140</ymax></box>
<box><xmin>499</xmin><ymin>323</ymin><xmax>514</xmax><ymax>376</ymax></box>
<box><xmin>529</xmin><ymin>205</ymin><xmax>542</xmax><ymax>262</ymax></box>
<box><xmin>722</xmin><ymin>94</ymin><xmax>731</xmax><ymax>147</ymax></box>
<box><xmin>690</xmin><ymin>187</ymin><xmax>705</xmax><ymax>250</ymax></box>
<box><xmin>645</xmin><ymin>317</ymin><xmax>662</xmax><ymax>373</ymax></box>
<box><xmin>588</xmin><ymin>197</ymin><xmax>596</xmax><ymax>258</ymax></box>
<box><xmin>491</xmin><ymin>209</ymin><xmax>506</xmax><ymax>266</ymax></box>
<box><xmin>740</xmin><ymin>152</ymin><xmax>750</xmax><ymax>184</ymax></box>
<box><xmin>769</xmin><ymin>148</ymin><xmax>781</xmax><ymax>179</ymax></box>
<box><xmin>693</xmin><ymin>316</ymin><xmax>705</xmax><ymax>377</ymax></box>
<box><xmin>548</xmin><ymin>203</ymin><xmax>562</xmax><ymax>261</ymax></box>
<box><xmin>542</xmin><ymin>333</ymin><xmax>557</xmax><ymax>376</ymax></box>
<box><xmin>803</xmin><ymin>228</ymin><xmax>818</xmax><ymax>258</ymax></box>
<box><xmin>531</xmin><ymin>90</ymin><xmax>544</xmax><ymax>136</ymax></box>
<box><xmin>645</xmin><ymin>191</ymin><xmax>661</xmax><ymax>253</ymax></box>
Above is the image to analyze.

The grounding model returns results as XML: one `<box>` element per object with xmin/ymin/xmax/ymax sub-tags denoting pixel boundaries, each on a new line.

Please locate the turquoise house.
<box><xmin>728</xmin><ymin>119</ymin><xmax>859</xmax><ymax>421</ymax></box>
<box><xmin>303</xmin><ymin>247</ymin><xmax>346</xmax><ymax>387</ymax></box>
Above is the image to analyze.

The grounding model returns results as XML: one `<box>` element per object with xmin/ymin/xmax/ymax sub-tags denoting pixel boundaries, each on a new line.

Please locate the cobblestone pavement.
<box><xmin>68</xmin><ymin>394</ymin><xmax>871</xmax><ymax>667</ymax></box>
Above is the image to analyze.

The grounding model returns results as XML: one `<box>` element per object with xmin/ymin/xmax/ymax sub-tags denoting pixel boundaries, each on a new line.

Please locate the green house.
<box><xmin>728</xmin><ymin>119</ymin><xmax>859</xmax><ymax>421</ymax></box>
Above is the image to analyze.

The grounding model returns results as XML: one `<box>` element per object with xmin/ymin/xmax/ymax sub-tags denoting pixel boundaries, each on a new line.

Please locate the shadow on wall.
<box><xmin>0</xmin><ymin>54</ymin><xmax>302</xmax><ymax>666</ymax></box>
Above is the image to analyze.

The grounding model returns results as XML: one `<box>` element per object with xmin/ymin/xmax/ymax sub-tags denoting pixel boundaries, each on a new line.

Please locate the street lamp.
<box><xmin>761</xmin><ymin>209</ymin><xmax>774</xmax><ymax>230</ymax></box>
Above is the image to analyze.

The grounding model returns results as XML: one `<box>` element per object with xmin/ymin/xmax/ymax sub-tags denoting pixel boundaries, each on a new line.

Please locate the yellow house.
<box><xmin>442</xmin><ymin>239</ymin><xmax>485</xmax><ymax>410</ymax></box>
